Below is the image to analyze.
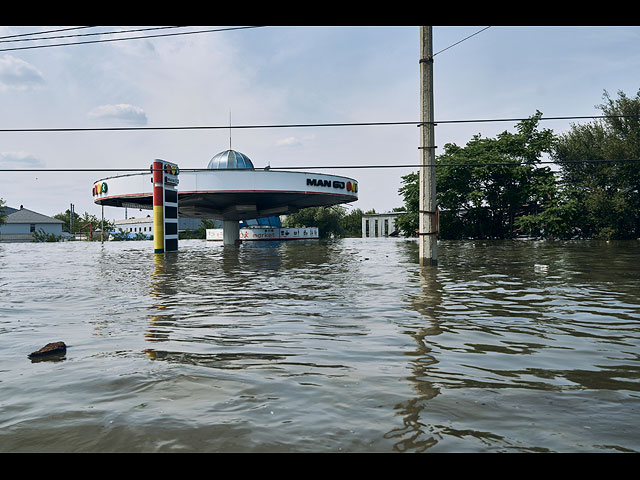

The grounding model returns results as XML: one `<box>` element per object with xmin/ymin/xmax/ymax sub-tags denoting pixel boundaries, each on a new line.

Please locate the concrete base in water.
<box><xmin>222</xmin><ymin>220</ymin><xmax>240</xmax><ymax>246</ymax></box>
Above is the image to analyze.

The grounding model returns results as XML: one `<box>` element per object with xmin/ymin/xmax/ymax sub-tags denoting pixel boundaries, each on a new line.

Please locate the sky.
<box><xmin>1</xmin><ymin>25</ymin><xmax>640</xmax><ymax>222</ymax></box>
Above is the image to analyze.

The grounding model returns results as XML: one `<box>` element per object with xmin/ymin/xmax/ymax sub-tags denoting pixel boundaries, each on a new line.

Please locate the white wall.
<box><xmin>0</xmin><ymin>223</ymin><xmax>62</xmax><ymax>235</ymax></box>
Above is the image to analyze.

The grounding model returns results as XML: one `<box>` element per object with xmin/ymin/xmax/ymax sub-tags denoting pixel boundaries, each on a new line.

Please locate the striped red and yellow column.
<box><xmin>152</xmin><ymin>160</ymin><xmax>165</xmax><ymax>254</ymax></box>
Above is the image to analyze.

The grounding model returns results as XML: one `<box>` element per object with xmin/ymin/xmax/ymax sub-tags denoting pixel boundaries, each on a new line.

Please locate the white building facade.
<box><xmin>114</xmin><ymin>216</ymin><xmax>214</xmax><ymax>235</ymax></box>
<box><xmin>361</xmin><ymin>212</ymin><xmax>403</xmax><ymax>238</ymax></box>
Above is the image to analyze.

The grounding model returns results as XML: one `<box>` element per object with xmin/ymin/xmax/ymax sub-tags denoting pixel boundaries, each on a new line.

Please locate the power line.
<box><xmin>0</xmin><ymin>26</ymin><xmax>189</xmax><ymax>45</ymax></box>
<box><xmin>433</xmin><ymin>26</ymin><xmax>491</xmax><ymax>58</ymax></box>
<box><xmin>0</xmin><ymin>120</ymin><xmax>417</xmax><ymax>133</ymax></box>
<box><xmin>0</xmin><ymin>26</ymin><xmax>96</xmax><ymax>40</ymax></box>
<box><xmin>256</xmin><ymin>159</ymin><xmax>640</xmax><ymax>169</ymax></box>
<box><xmin>0</xmin><ymin>25</ymin><xmax>491</xmax><ymax>56</ymax></box>
<box><xmin>2</xmin><ymin>158</ymin><xmax>640</xmax><ymax>173</ymax></box>
<box><xmin>0</xmin><ymin>26</ymin><xmax>264</xmax><ymax>53</ymax></box>
<box><xmin>0</xmin><ymin>114</ymin><xmax>637</xmax><ymax>133</ymax></box>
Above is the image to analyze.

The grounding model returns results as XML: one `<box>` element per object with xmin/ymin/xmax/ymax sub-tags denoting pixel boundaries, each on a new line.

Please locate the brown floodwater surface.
<box><xmin>1</xmin><ymin>238</ymin><xmax>639</xmax><ymax>452</ymax></box>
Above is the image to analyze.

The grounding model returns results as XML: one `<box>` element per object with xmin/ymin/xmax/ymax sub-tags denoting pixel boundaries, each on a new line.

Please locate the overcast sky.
<box><xmin>1</xmin><ymin>25</ymin><xmax>639</xmax><ymax>222</ymax></box>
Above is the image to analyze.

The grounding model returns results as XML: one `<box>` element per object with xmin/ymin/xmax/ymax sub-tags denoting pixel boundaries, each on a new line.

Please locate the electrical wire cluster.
<box><xmin>1</xmin><ymin>26</ymin><xmax>637</xmax><ymax>173</ymax></box>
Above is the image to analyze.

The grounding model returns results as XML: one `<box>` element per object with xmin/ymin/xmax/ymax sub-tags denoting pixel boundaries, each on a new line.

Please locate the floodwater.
<box><xmin>1</xmin><ymin>238</ymin><xmax>639</xmax><ymax>452</ymax></box>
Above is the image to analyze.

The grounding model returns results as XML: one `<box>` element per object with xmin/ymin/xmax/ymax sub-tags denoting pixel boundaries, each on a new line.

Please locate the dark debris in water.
<box><xmin>28</xmin><ymin>341</ymin><xmax>67</xmax><ymax>362</ymax></box>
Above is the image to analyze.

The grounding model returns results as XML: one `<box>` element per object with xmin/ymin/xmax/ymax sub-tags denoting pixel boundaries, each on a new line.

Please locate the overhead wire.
<box><xmin>0</xmin><ymin>25</ymin><xmax>264</xmax><ymax>52</ymax></box>
<box><xmin>0</xmin><ymin>26</ymin><xmax>190</xmax><ymax>45</ymax></box>
<box><xmin>2</xmin><ymin>158</ymin><xmax>640</xmax><ymax>173</ymax></box>
<box><xmin>0</xmin><ymin>26</ymin><xmax>96</xmax><ymax>40</ymax></box>
<box><xmin>0</xmin><ymin>26</ymin><xmax>637</xmax><ymax>175</ymax></box>
<box><xmin>0</xmin><ymin>114</ymin><xmax>637</xmax><ymax>133</ymax></box>
<box><xmin>432</xmin><ymin>26</ymin><xmax>491</xmax><ymax>58</ymax></box>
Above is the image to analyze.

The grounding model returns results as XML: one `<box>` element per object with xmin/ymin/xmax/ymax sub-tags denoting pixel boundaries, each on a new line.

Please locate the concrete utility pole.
<box><xmin>419</xmin><ymin>26</ymin><xmax>438</xmax><ymax>266</ymax></box>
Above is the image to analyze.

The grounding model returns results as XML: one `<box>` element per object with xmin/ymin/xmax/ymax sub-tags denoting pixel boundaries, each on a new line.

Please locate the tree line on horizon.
<box><xmin>395</xmin><ymin>89</ymin><xmax>640</xmax><ymax>241</ymax></box>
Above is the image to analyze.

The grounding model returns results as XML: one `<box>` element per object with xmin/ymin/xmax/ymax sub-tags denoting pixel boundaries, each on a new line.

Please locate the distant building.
<box><xmin>0</xmin><ymin>205</ymin><xmax>63</xmax><ymax>242</ymax></box>
<box><xmin>113</xmin><ymin>215</ymin><xmax>280</xmax><ymax>235</ymax></box>
<box><xmin>114</xmin><ymin>216</ymin><xmax>214</xmax><ymax>235</ymax></box>
<box><xmin>361</xmin><ymin>212</ymin><xmax>403</xmax><ymax>238</ymax></box>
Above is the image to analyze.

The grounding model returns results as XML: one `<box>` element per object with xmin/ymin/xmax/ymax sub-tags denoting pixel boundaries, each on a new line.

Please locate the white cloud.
<box><xmin>275</xmin><ymin>136</ymin><xmax>301</xmax><ymax>147</ymax></box>
<box><xmin>0</xmin><ymin>55</ymin><xmax>44</xmax><ymax>90</ymax></box>
<box><xmin>275</xmin><ymin>134</ymin><xmax>316</xmax><ymax>148</ymax></box>
<box><xmin>0</xmin><ymin>151</ymin><xmax>45</xmax><ymax>168</ymax></box>
<box><xmin>87</xmin><ymin>104</ymin><xmax>148</xmax><ymax>125</ymax></box>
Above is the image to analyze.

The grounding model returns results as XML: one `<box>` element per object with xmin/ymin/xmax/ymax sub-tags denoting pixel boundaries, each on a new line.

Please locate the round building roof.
<box><xmin>207</xmin><ymin>149</ymin><xmax>254</xmax><ymax>170</ymax></box>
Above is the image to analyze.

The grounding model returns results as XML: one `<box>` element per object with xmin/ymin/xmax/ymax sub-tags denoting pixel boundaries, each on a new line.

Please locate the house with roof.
<box><xmin>0</xmin><ymin>205</ymin><xmax>63</xmax><ymax>242</ymax></box>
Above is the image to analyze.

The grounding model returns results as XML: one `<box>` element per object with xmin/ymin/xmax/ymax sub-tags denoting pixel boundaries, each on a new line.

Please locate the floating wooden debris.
<box><xmin>28</xmin><ymin>341</ymin><xmax>67</xmax><ymax>359</ymax></box>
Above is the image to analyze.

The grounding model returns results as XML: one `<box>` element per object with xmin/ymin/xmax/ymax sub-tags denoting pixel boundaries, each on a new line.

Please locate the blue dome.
<box><xmin>207</xmin><ymin>149</ymin><xmax>255</xmax><ymax>170</ymax></box>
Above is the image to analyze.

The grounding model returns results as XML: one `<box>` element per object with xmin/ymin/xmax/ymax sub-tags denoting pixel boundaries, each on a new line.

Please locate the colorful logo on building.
<box><xmin>164</xmin><ymin>164</ymin><xmax>179</xmax><ymax>176</ymax></box>
<box><xmin>307</xmin><ymin>178</ymin><xmax>357</xmax><ymax>193</ymax></box>
<box><xmin>92</xmin><ymin>182</ymin><xmax>108</xmax><ymax>196</ymax></box>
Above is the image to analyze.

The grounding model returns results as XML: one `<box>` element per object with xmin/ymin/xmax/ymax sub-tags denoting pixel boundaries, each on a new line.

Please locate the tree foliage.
<box><xmin>53</xmin><ymin>209</ymin><xmax>115</xmax><ymax>240</ymax></box>
<box><xmin>341</xmin><ymin>208</ymin><xmax>364</xmax><ymax>237</ymax></box>
<box><xmin>33</xmin><ymin>228</ymin><xmax>61</xmax><ymax>242</ymax></box>
<box><xmin>54</xmin><ymin>209</ymin><xmax>115</xmax><ymax>235</ymax></box>
<box><xmin>397</xmin><ymin>112</ymin><xmax>557</xmax><ymax>239</ymax></box>
<box><xmin>395</xmin><ymin>92</ymin><xmax>640</xmax><ymax>240</ymax></box>
<box><xmin>283</xmin><ymin>205</ymin><xmax>346</xmax><ymax>238</ymax></box>
<box><xmin>0</xmin><ymin>198</ymin><xmax>6</xmax><ymax>226</ymax></box>
<box><xmin>395</xmin><ymin>172</ymin><xmax>419</xmax><ymax>237</ymax></box>
<box><xmin>282</xmin><ymin>205</ymin><xmax>364</xmax><ymax>238</ymax></box>
<box><xmin>552</xmin><ymin>89</ymin><xmax>640</xmax><ymax>239</ymax></box>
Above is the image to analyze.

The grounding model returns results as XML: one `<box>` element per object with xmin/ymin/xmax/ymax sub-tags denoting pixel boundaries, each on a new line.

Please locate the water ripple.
<box><xmin>1</xmin><ymin>238</ymin><xmax>639</xmax><ymax>452</ymax></box>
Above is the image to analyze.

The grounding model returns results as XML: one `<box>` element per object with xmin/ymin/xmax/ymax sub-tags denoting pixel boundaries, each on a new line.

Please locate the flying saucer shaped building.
<box><xmin>92</xmin><ymin>149</ymin><xmax>358</xmax><ymax>245</ymax></box>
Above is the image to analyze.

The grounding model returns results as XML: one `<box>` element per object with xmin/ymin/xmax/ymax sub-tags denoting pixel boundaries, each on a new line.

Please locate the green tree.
<box><xmin>397</xmin><ymin>112</ymin><xmax>558</xmax><ymax>239</ymax></box>
<box><xmin>341</xmin><ymin>208</ymin><xmax>364</xmax><ymax>237</ymax></box>
<box><xmin>197</xmin><ymin>219</ymin><xmax>217</xmax><ymax>239</ymax></box>
<box><xmin>0</xmin><ymin>198</ymin><xmax>6</xmax><ymax>226</ymax></box>
<box><xmin>437</xmin><ymin>112</ymin><xmax>556</xmax><ymax>239</ymax></box>
<box><xmin>178</xmin><ymin>219</ymin><xmax>218</xmax><ymax>239</ymax></box>
<box><xmin>58</xmin><ymin>211</ymin><xmax>115</xmax><ymax>240</ymax></box>
<box><xmin>110</xmin><ymin>228</ymin><xmax>129</xmax><ymax>241</ymax></box>
<box><xmin>513</xmin><ymin>182</ymin><xmax>581</xmax><ymax>239</ymax></box>
<box><xmin>283</xmin><ymin>206</ymin><xmax>345</xmax><ymax>238</ymax></box>
<box><xmin>553</xmin><ymin>89</ymin><xmax>640</xmax><ymax>239</ymax></box>
<box><xmin>395</xmin><ymin>172</ymin><xmax>419</xmax><ymax>237</ymax></box>
<box><xmin>54</xmin><ymin>209</ymin><xmax>83</xmax><ymax>233</ymax></box>
<box><xmin>33</xmin><ymin>228</ymin><xmax>61</xmax><ymax>242</ymax></box>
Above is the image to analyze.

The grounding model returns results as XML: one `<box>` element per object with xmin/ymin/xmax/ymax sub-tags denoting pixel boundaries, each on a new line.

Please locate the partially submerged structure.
<box><xmin>92</xmin><ymin>149</ymin><xmax>358</xmax><ymax>248</ymax></box>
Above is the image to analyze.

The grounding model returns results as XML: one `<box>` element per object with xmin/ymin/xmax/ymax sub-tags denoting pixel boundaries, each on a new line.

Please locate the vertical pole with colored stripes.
<box><xmin>162</xmin><ymin>162</ymin><xmax>179</xmax><ymax>252</ymax></box>
<box><xmin>152</xmin><ymin>160</ymin><xmax>165</xmax><ymax>254</ymax></box>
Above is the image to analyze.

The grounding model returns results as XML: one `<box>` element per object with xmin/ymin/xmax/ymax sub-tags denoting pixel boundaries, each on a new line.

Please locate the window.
<box><xmin>30</xmin><ymin>224</ymin><xmax>36</xmax><ymax>232</ymax></box>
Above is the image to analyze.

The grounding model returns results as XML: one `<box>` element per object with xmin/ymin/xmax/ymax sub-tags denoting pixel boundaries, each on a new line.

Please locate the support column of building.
<box><xmin>389</xmin><ymin>216</ymin><xmax>397</xmax><ymax>235</ymax></box>
<box><xmin>223</xmin><ymin>219</ymin><xmax>240</xmax><ymax>246</ymax></box>
<box><xmin>362</xmin><ymin>216</ymin><xmax>367</xmax><ymax>238</ymax></box>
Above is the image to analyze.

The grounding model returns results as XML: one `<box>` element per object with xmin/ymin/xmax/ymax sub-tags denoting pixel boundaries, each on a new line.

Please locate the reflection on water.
<box><xmin>0</xmin><ymin>238</ymin><xmax>639</xmax><ymax>452</ymax></box>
